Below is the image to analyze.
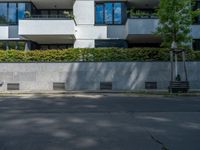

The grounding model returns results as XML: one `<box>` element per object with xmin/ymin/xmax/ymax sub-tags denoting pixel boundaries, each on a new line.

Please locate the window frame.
<box><xmin>0</xmin><ymin>2</ymin><xmax>35</xmax><ymax>26</ymax></box>
<box><xmin>95</xmin><ymin>1</ymin><xmax>126</xmax><ymax>25</ymax></box>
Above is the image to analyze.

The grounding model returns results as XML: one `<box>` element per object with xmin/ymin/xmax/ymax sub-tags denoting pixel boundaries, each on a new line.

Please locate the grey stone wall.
<box><xmin>0</xmin><ymin>62</ymin><xmax>199</xmax><ymax>91</ymax></box>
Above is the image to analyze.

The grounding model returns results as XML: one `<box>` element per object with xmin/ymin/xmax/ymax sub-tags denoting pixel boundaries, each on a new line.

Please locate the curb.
<box><xmin>0</xmin><ymin>90</ymin><xmax>200</xmax><ymax>96</ymax></box>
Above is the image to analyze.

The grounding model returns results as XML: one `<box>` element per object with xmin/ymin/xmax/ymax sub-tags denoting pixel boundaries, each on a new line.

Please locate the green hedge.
<box><xmin>0</xmin><ymin>48</ymin><xmax>199</xmax><ymax>62</ymax></box>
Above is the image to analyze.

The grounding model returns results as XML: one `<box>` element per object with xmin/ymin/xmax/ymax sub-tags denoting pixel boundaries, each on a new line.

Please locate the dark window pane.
<box><xmin>105</xmin><ymin>3</ymin><xmax>113</xmax><ymax>24</ymax></box>
<box><xmin>95</xmin><ymin>4</ymin><xmax>104</xmax><ymax>24</ymax></box>
<box><xmin>8</xmin><ymin>3</ymin><xmax>16</xmax><ymax>23</ymax></box>
<box><xmin>49</xmin><ymin>45</ymin><xmax>58</xmax><ymax>49</ymax></box>
<box><xmin>193</xmin><ymin>40</ymin><xmax>200</xmax><ymax>51</ymax></box>
<box><xmin>41</xmin><ymin>10</ymin><xmax>48</xmax><ymax>18</ymax></box>
<box><xmin>114</xmin><ymin>3</ymin><xmax>122</xmax><ymax>24</ymax></box>
<box><xmin>8</xmin><ymin>3</ymin><xmax>17</xmax><ymax>24</ymax></box>
<box><xmin>0</xmin><ymin>3</ymin><xmax>8</xmax><ymax>24</ymax></box>
<box><xmin>50</xmin><ymin>10</ymin><xmax>57</xmax><ymax>18</ymax></box>
<box><xmin>17</xmin><ymin>41</ymin><xmax>25</xmax><ymax>50</ymax></box>
<box><xmin>18</xmin><ymin>3</ymin><xmax>25</xmax><ymax>20</ymax></box>
<box><xmin>95</xmin><ymin>40</ymin><xmax>127</xmax><ymax>48</ymax></box>
<box><xmin>40</xmin><ymin>45</ymin><xmax>49</xmax><ymax>50</ymax></box>
<box><xmin>0</xmin><ymin>41</ymin><xmax>7</xmax><ymax>50</ymax></box>
<box><xmin>59</xmin><ymin>45</ymin><xmax>67</xmax><ymax>49</ymax></box>
<box><xmin>8</xmin><ymin>41</ymin><xmax>17</xmax><ymax>50</ymax></box>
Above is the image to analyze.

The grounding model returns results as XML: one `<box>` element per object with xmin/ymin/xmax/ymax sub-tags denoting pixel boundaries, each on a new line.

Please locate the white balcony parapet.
<box><xmin>126</xmin><ymin>18</ymin><xmax>200</xmax><ymax>39</ymax></box>
<box><xmin>19</xmin><ymin>19</ymin><xmax>75</xmax><ymax>44</ymax></box>
<box><xmin>126</xmin><ymin>18</ymin><xmax>159</xmax><ymax>35</ymax></box>
<box><xmin>19</xmin><ymin>19</ymin><xmax>75</xmax><ymax>36</ymax></box>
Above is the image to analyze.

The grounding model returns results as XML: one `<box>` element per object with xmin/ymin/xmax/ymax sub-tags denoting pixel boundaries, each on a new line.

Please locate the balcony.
<box><xmin>19</xmin><ymin>15</ymin><xmax>75</xmax><ymax>44</ymax></box>
<box><xmin>126</xmin><ymin>17</ymin><xmax>161</xmax><ymax>43</ymax></box>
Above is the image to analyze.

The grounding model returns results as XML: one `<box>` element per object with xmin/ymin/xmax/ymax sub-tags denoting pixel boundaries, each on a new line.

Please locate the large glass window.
<box><xmin>0</xmin><ymin>41</ymin><xmax>25</xmax><ymax>50</ymax></box>
<box><xmin>18</xmin><ymin>3</ymin><xmax>25</xmax><ymax>20</ymax></box>
<box><xmin>114</xmin><ymin>3</ymin><xmax>122</xmax><ymax>24</ymax></box>
<box><xmin>8</xmin><ymin>3</ymin><xmax>17</xmax><ymax>24</ymax></box>
<box><xmin>105</xmin><ymin>3</ymin><xmax>113</xmax><ymax>24</ymax></box>
<box><xmin>0</xmin><ymin>2</ymin><xmax>33</xmax><ymax>25</ymax></box>
<box><xmin>0</xmin><ymin>41</ymin><xmax>7</xmax><ymax>50</ymax></box>
<box><xmin>0</xmin><ymin>3</ymin><xmax>8</xmax><ymax>24</ymax></box>
<box><xmin>95</xmin><ymin>4</ymin><xmax>104</xmax><ymax>24</ymax></box>
<box><xmin>95</xmin><ymin>2</ymin><xmax>125</xmax><ymax>25</ymax></box>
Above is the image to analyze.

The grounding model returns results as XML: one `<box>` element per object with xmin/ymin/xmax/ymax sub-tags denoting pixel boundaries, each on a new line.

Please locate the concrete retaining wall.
<box><xmin>0</xmin><ymin>62</ymin><xmax>199</xmax><ymax>91</ymax></box>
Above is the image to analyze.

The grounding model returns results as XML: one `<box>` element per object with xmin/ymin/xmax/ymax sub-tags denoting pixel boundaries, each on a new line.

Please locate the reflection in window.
<box><xmin>9</xmin><ymin>41</ymin><xmax>17</xmax><ymax>49</ymax></box>
<box><xmin>0</xmin><ymin>3</ymin><xmax>8</xmax><ymax>24</ymax></box>
<box><xmin>95</xmin><ymin>2</ymin><xmax>125</xmax><ymax>25</ymax></box>
<box><xmin>0</xmin><ymin>41</ymin><xmax>7</xmax><ymax>50</ymax></box>
<box><xmin>95</xmin><ymin>4</ymin><xmax>104</xmax><ymax>24</ymax></box>
<box><xmin>18</xmin><ymin>3</ymin><xmax>25</xmax><ymax>20</ymax></box>
<box><xmin>114</xmin><ymin>3</ymin><xmax>122</xmax><ymax>24</ymax></box>
<box><xmin>0</xmin><ymin>41</ymin><xmax>25</xmax><ymax>50</ymax></box>
<box><xmin>197</xmin><ymin>2</ymin><xmax>200</xmax><ymax>24</ymax></box>
<box><xmin>0</xmin><ymin>2</ymin><xmax>33</xmax><ymax>25</ymax></box>
<box><xmin>193</xmin><ymin>39</ymin><xmax>200</xmax><ymax>51</ymax></box>
<box><xmin>105</xmin><ymin>3</ymin><xmax>113</xmax><ymax>24</ymax></box>
<box><xmin>18</xmin><ymin>41</ymin><xmax>25</xmax><ymax>50</ymax></box>
<box><xmin>8</xmin><ymin>3</ymin><xmax>17</xmax><ymax>24</ymax></box>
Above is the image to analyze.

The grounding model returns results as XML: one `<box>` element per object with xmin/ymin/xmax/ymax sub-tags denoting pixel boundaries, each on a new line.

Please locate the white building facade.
<box><xmin>0</xmin><ymin>0</ymin><xmax>200</xmax><ymax>50</ymax></box>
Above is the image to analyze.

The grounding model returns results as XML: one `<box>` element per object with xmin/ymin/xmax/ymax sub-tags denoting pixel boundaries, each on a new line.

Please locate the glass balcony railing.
<box><xmin>24</xmin><ymin>15</ymin><xmax>74</xmax><ymax>20</ymax></box>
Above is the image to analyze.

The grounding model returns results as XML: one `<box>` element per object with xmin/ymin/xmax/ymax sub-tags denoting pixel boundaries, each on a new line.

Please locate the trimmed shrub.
<box><xmin>0</xmin><ymin>48</ymin><xmax>199</xmax><ymax>62</ymax></box>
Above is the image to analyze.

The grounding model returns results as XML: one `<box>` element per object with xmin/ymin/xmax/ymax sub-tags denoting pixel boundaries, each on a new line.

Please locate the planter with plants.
<box><xmin>24</xmin><ymin>11</ymin><xmax>31</xmax><ymax>18</ymax></box>
<box><xmin>150</xmin><ymin>13</ymin><xmax>158</xmax><ymax>19</ymax></box>
<box><xmin>63</xmin><ymin>11</ymin><xmax>75</xmax><ymax>19</ymax></box>
<box><xmin>127</xmin><ymin>9</ymin><xmax>150</xmax><ymax>19</ymax></box>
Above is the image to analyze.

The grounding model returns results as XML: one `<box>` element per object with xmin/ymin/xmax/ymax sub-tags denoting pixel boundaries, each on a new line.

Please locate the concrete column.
<box><xmin>25</xmin><ymin>42</ymin><xmax>30</xmax><ymax>51</ymax></box>
<box><xmin>6</xmin><ymin>41</ymin><xmax>9</xmax><ymax>50</ymax></box>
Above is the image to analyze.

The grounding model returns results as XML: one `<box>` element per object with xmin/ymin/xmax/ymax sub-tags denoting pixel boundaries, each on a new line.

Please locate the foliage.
<box><xmin>0</xmin><ymin>48</ymin><xmax>199</xmax><ymax>62</ymax></box>
<box><xmin>24</xmin><ymin>11</ymin><xmax>31</xmax><ymax>18</ymax></box>
<box><xmin>156</xmin><ymin>0</ymin><xmax>194</xmax><ymax>48</ymax></box>
<box><xmin>63</xmin><ymin>11</ymin><xmax>74</xmax><ymax>19</ymax></box>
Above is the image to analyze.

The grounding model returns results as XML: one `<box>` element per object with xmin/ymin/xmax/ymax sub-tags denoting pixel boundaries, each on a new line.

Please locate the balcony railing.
<box><xmin>24</xmin><ymin>15</ymin><xmax>73</xmax><ymax>20</ymax></box>
<box><xmin>128</xmin><ymin>15</ymin><xmax>158</xmax><ymax>19</ymax></box>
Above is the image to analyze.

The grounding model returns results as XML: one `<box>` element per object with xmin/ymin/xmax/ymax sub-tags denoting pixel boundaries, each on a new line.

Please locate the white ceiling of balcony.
<box><xmin>1</xmin><ymin>0</ymin><xmax>74</xmax><ymax>9</ymax></box>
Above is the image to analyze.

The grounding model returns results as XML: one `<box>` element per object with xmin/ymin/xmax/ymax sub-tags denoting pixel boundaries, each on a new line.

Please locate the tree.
<box><xmin>156</xmin><ymin>0</ymin><xmax>199</xmax><ymax>48</ymax></box>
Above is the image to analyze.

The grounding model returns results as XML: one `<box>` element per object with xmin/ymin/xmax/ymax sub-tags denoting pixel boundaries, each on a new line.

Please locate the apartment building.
<box><xmin>0</xmin><ymin>0</ymin><xmax>200</xmax><ymax>50</ymax></box>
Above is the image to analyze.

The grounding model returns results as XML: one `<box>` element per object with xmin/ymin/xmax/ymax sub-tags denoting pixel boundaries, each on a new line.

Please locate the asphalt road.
<box><xmin>0</xmin><ymin>94</ymin><xmax>200</xmax><ymax>150</ymax></box>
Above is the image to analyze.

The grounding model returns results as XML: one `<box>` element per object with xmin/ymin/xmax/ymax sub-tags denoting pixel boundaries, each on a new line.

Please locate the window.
<box><xmin>114</xmin><ymin>3</ymin><xmax>122</xmax><ymax>24</ymax></box>
<box><xmin>95</xmin><ymin>2</ymin><xmax>125</xmax><ymax>25</ymax></box>
<box><xmin>17</xmin><ymin>41</ymin><xmax>25</xmax><ymax>50</ymax></box>
<box><xmin>18</xmin><ymin>3</ymin><xmax>26</xmax><ymax>20</ymax></box>
<box><xmin>0</xmin><ymin>3</ymin><xmax>8</xmax><ymax>24</ymax></box>
<box><xmin>0</xmin><ymin>41</ymin><xmax>7</xmax><ymax>50</ymax></box>
<box><xmin>8</xmin><ymin>3</ymin><xmax>17</xmax><ymax>24</ymax></box>
<box><xmin>194</xmin><ymin>1</ymin><xmax>200</xmax><ymax>24</ymax></box>
<box><xmin>193</xmin><ymin>39</ymin><xmax>200</xmax><ymax>51</ymax></box>
<box><xmin>0</xmin><ymin>2</ymin><xmax>33</xmax><ymax>25</ymax></box>
<box><xmin>0</xmin><ymin>41</ymin><xmax>25</xmax><ymax>50</ymax></box>
<box><xmin>95</xmin><ymin>40</ymin><xmax>128</xmax><ymax>48</ymax></box>
<box><xmin>105</xmin><ymin>3</ymin><xmax>113</xmax><ymax>24</ymax></box>
<box><xmin>95</xmin><ymin>4</ymin><xmax>104</xmax><ymax>24</ymax></box>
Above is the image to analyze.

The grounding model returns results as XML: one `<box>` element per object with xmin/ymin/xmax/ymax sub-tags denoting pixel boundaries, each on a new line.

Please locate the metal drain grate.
<box><xmin>100</xmin><ymin>82</ymin><xmax>112</xmax><ymax>90</ymax></box>
<box><xmin>7</xmin><ymin>83</ymin><xmax>20</xmax><ymax>90</ymax></box>
<box><xmin>53</xmin><ymin>82</ymin><xmax>65</xmax><ymax>90</ymax></box>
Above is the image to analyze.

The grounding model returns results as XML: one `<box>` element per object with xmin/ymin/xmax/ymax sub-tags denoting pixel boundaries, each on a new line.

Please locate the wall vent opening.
<box><xmin>7</xmin><ymin>83</ymin><xmax>20</xmax><ymax>90</ymax></box>
<box><xmin>100</xmin><ymin>82</ymin><xmax>112</xmax><ymax>90</ymax></box>
<box><xmin>53</xmin><ymin>82</ymin><xmax>65</xmax><ymax>90</ymax></box>
<box><xmin>145</xmin><ymin>82</ymin><xmax>157</xmax><ymax>89</ymax></box>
